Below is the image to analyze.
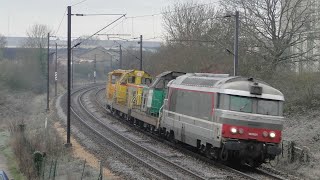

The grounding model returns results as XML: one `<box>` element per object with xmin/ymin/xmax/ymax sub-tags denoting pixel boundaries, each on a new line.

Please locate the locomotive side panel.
<box><xmin>161</xmin><ymin>87</ymin><xmax>222</xmax><ymax>148</ymax></box>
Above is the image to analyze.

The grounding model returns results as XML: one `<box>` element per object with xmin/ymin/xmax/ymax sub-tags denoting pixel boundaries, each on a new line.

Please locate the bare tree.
<box><xmin>21</xmin><ymin>24</ymin><xmax>52</xmax><ymax>80</ymax></box>
<box><xmin>222</xmin><ymin>0</ymin><xmax>320</xmax><ymax>75</ymax></box>
<box><xmin>163</xmin><ymin>1</ymin><xmax>217</xmax><ymax>44</ymax></box>
<box><xmin>0</xmin><ymin>34</ymin><xmax>6</xmax><ymax>60</ymax></box>
<box><xmin>0</xmin><ymin>34</ymin><xmax>6</xmax><ymax>48</ymax></box>
<box><xmin>152</xmin><ymin>1</ymin><xmax>234</xmax><ymax>73</ymax></box>
<box><xmin>23</xmin><ymin>24</ymin><xmax>52</xmax><ymax>48</ymax></box>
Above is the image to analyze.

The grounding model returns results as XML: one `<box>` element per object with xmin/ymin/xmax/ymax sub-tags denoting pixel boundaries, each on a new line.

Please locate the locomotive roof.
<box><xmin>108</xmin><ymin>69</ymin><xmax>151</xmax><ymax>77</ymax></box>
<box><xmin>108</xmin><ymin>69</ymin><xmax>133</xmax><ymax>75</ymax></box>
<box><xmin>168</xmin><ymin>73</ymin><xmax>284</xmax><ymax>101</ymax></box>
<box><xmin>155</xmin><ymin>71</ymin><xmax>186</xmax><ymax>78</ymax></box>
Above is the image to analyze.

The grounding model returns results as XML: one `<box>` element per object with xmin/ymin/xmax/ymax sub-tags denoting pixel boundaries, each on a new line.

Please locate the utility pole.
<box><xmin>110</xmin><ymin>56</ymin><xmax>113</xmax><ymax>71</ymax></box>
<box><xmin>234</xmin><ymin>11</ymin><xmax>239</xmax><ymax>76</ymax></box>
<box><xmin>55</xmin><ymin>43</ymin><xmax>58</xmax><ymax>97</ymax></box>
<box><xmin>119</xmin><ymin>45</ymin><xmax>122</xmax><ymax>69</ymax></box>
<box><xmin>71</xmin><ymin>49</ymin><xmax>74</xmax><ymax>89</ymax></box>
<box><xmin>94</xmin><ymin>54</ymin><xmax>96</xmax><ymax>83</ymax></box>
<box><xmin>66</xmin><ymin>5</ymin><xmax>72</xmax><ymax>147</ymax></box>
<box><xmin>139</xmin><ymin>35</ymin><xmax>142</xmax><ymax>70</ymax></box>
<box><xmin>46</xmin><ymin>33</ymin><xmax>50</xmax><ymax>111</ymax></box>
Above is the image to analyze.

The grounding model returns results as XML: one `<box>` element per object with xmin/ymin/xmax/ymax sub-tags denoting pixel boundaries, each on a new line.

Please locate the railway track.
<box><xmin>57</xmin><ymin>84</ymin><xmax>293</xmax><ymax>179</ymax></box>
<box><xmin>71</xmin><ymin>85</ymin><xmax>210</xmax><ymax>180</ymax></box>
<box><xmin>90</xmin><ymin>86</ymin><xmax>292</xmax><ymax>180</ymax></box>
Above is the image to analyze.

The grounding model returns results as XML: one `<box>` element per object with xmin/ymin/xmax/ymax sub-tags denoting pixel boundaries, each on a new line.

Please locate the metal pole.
<box><xmin>72</xmin><ymin>49</ymin><xmax>74</xmax><ymax>89</ymax></box>
<box><xmin>139</xmin><ymin>35</ymin><xmax>143</xmax><ymax>70</ymax></box>
<box><xmin>119</xmin><ymin>45</ymin><xmax>122</xmax><ymax>69</ymax></box>
<box><xmin>234</xmin><ymin>11</ymin><xmax>239</xmax><ymax>76</ymax></box>
<box><xmin>46</xmin><ymin>33</ymin><xmax>50</xmax><ymax>111</ymax></box>
<box><xmin>111</xmin><ymin>56</ymin><xmax>113</xmax><ymax>71</ymax></box>
<box><xmin>94</xmin><ymin>54</ymin><xmax>96</xmax><ymax>83</ymax></box>
<box><xmin>66</xmin><ymin>6</ymin><xmax>72</xmax><ymax>147</ymax></box>
<box><xmin>55</xmin><ymin>43</ymin><xmax>57</xmax><ymax>97</ymax></box>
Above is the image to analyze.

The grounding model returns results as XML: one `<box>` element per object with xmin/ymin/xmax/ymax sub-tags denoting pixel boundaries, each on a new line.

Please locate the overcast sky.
<box><xmin>0</xmin><ymin>0</ymin><xmax>219</xmax><ymax>41</ymax></box>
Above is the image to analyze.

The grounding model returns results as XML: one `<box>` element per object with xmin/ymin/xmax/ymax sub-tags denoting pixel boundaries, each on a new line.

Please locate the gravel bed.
<box><xmin>57</xmin><ymin>85</ymin><xmax>287</xmax><ymax>180</ymax></box>
<box><xmin>90</xmin><ymin>87</ymin><xmax>251</xmax><ymax>180</ymax></box>
<box><xmin>57</xmin><ymin>88</ymin><xmax>167</xmax><ymax>179</ymax></box>
<box><xmin>79</xmin><ymin>89</ymin><xmax>207</xmax><ymax>179</ymax></box>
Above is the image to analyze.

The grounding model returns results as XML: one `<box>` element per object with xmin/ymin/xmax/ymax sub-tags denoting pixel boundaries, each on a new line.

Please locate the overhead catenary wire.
<box><xmin>71</xmin><ymin>0</ymin><xmax>89</xmax><ymax>7</ymax></box>
<box><xmin>125</xmin><ymin>1</ymin><xmax>220</xmax><ymax>19</ymax></box>
<box><xmin>55</xmin><ymin>7</ymin><xmax>68</xmax><ymax>35</ymax></box>
<box><xmin>168</xmin><ymin>37</ymin><xmax>234</xmax><ymax>55</ymax></box>
<box><xmin>113</xmin><ymin>40</ymin><xmax>141</xmax><ymax>61</ymax></box>
<box><xmin>72</xmin><ymin>13</ymin><xmax>125</xmax><ymax>16</ymax></box>
<box><xmin>72</xmin><ymin>14</ymin><xmax>126</xmax><ymax>48</ymax></box>
<box><xmin>101</xmin><ymin>2</ymin><xmax>220</xmax><ymax>40</ymax></box>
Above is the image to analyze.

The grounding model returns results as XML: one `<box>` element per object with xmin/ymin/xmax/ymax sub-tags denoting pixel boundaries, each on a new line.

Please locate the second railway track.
<box><xmin>72</xmin><ymin>85</ymin><xmax>211</xmax><ymax>179</ymax></box>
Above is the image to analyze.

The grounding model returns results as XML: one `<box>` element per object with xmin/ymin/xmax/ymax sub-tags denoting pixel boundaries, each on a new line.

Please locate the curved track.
<box><xmin>59</xmin><ymin>84</ymin><xmax>293</xmax><ymax>179</ymax></box>
<box><xmin>70</xmin><ymin>85</ymin><xmax>208</xmax><ymax>180</ymax></box>
<box><xmin>92</xmin><ymin>86</ymin><xmax>291</xmax><ymax>180</ymax></box>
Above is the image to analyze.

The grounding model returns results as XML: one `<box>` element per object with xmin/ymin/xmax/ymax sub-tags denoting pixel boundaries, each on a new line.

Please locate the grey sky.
<box><xmin>0</xmin><ymin>0</ymin><xmax>219</xmax><ymax>41</ymax></box>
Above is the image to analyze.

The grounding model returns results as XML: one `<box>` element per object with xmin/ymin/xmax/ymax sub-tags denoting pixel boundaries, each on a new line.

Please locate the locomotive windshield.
<box><xmin>230</xmin><ymin>95</ymin><xmax>252</xmax><ymax>113</ymax></box>
<box><xmin>219</xmin><ymin>94</ymin><xmax>283</xmax><ymax>116</ymax></box>
<box><xmin>111</xmin><ymin>74</ymin><xmax>122</xmax><ymax>84</ymax></box>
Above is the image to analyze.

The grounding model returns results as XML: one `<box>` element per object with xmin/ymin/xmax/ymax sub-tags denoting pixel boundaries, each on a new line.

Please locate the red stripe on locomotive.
<box><xmin>222</xmin><ymin>124</ymin><xmax>281</xmax><ymax>143</ymax></box>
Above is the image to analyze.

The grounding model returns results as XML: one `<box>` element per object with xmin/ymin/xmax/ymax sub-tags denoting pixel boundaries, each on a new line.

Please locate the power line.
<box><xmin>72</xmin><ymin>14</ymin><xmax>126</xmax><ymax>48</ymax></box>
<box><xmin>113</xmin><ymin>40</ymin><xmax>140</xmax><ymax>61</ymax></box>
<box><xmin>72</xmin><ymin>13</ymin><xmax>125</xmax><ymax>16</ymax></box>
<box><xmin>143</xmin><ymin>36</ymin><xmax>164</xmax><ymax>41</ymax></box>
<box><xmin>55</xmin><ymin>8</ymin><xmax>67</xmax><ymax>35</ymax></box>
<box><xmin>104</xmin><ymin>18</ymin><xmax>127</xmax><ymax>34</ymax></box>
<box><xmin>126</xmin><ymin>2</ymin><xmax>220</xmax><ymax>19</ymax></box>
<box><xmin>168</xmin><ymin>37</ymin><xmax>234</xmax><ymax>55</ymax></box>
<box><xmin>71</xmin><ymin>0</ymin><xmax>89</xmax><ymax>7</ymax></box>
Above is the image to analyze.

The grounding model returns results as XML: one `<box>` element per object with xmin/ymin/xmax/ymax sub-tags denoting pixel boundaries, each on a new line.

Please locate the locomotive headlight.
<box><xmin>269</xmin><ymin>132</ymin><xmax>276</xmax><ymax>138</ymax></box>
<box><xmin>230</xmin><ymin>127</ymin><xmax>237</xmax><ymax>134</ymax></box>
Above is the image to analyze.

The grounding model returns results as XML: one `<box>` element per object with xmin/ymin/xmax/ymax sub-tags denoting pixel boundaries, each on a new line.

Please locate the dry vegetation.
<box><xmin>0</xmin><ymin>27</ymin><xmax>100</xmax><ymax>178</ymax></box>
<box><xmin>1</xmin><ymin>0</ymin><xmax>320</xmax><ymax>179</ymax></box>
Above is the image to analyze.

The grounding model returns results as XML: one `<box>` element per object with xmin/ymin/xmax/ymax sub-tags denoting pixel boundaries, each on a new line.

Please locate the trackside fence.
<box><xmin>270</xmin><ymin>140</ymin><xmax>311</xmax><ymax>168</ymax></box>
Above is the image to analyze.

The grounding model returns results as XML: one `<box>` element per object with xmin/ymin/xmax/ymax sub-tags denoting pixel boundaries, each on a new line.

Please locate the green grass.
<box><xmin>0</xmin><ymin>130</ymin><xmax>26</xmax><ymax>180</ymax></box>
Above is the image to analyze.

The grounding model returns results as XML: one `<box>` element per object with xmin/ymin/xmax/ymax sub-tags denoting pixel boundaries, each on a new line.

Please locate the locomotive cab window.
<box><xmin>218</xmin><ymin>94</ymin><xmax>283</xmax><ymax>116</ymax></box>
<box><xmin>257</xmin><ymin>99</ymin><xmax>280</xmax><ymax>116</ymax></box>
<box><xmin>128</xmin><ymin>76</ymin><xmax>136</xmax><ymax>84</ymax></box>
<box><xmin>111</xmin><ymin>74</ymin><xmax>121</xmax><ymax>84</ymax></box>
<box><xmin>230</xmin><ymin>95</ymin><xmax>252</xmax><ymax>113</ymax></box>
<box><xmin>142</xmin><ymin>77</ymin><xmax>152</xmax><ymax>85</ymax></box>
<box><xmin>155</xmin><ymin>79</ymin><xmax>165</xmax><ymax>89</ymax></box>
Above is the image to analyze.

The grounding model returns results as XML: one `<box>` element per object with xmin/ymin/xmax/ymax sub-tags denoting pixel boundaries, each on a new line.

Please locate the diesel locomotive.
<box><xmin>106</xmin><ymin>70</ymin><xmax>284</xmax><ymax>167</ymax></box>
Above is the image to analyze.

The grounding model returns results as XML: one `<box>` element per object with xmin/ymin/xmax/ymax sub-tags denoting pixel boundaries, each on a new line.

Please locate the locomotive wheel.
<box><xmin>168</xmin><ymin>130</ymin><xmax>176</xmax><ymax>143</ymax></box>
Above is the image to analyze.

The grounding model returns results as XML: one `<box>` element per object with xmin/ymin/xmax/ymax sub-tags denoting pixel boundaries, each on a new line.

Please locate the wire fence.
<box><xmin>37</xmin><ymin>158</ymin><xmax>104</xmax><ymax>180</ymax></box>
<box><xmin>269</xmin><ymin>139</ymin><xmax>311</xmax><ymax>168</ymax></box>
<box><xmin>13</xmin><ymin>124</ymin><xmax>105</xmax><ymax>180</ymax></box>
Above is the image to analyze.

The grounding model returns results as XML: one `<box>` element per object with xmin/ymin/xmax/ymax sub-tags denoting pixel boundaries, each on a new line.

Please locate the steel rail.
<box><xmin>94</xmin><ymin>87</ymin><xmax>290</xmax><ymax>180</ymax></box>
<box><xmin>75</xmin><ymin>86</ymin><xmax>207</xmax><ymax>180</ymax></box>
<box><xmin>70</xmin><ymin>86</ymin><xmax>175</xmax><ymax>179</ymax></box>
